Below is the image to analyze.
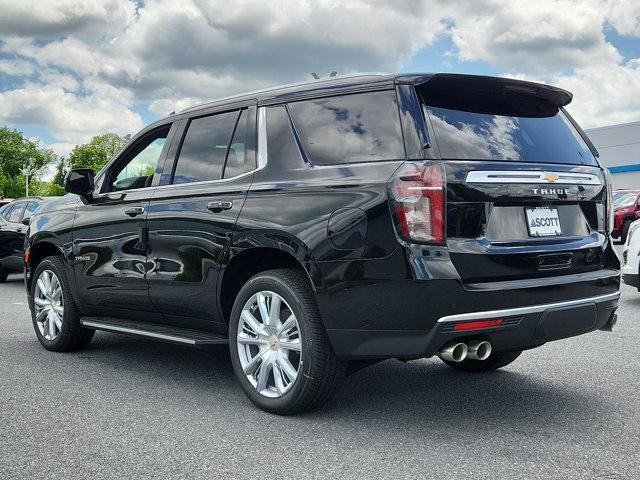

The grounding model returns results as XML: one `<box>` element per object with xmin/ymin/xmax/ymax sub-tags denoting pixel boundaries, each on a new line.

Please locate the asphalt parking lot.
<box><xmin>1</xmin><ymin>265</ymin><xmax>639</xmax><ymax>479</ymax></box>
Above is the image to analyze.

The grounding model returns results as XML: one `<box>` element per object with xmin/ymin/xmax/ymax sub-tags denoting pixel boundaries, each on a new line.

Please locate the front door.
<box><xmin>146</xmin><ymin>106</ymin><xmax>256</xmax><ymax>326</ymax></box>
<box><xmin>71</xmin><ymin>123</ymin><xmax>176</xmax><ymax>318</ymax></box>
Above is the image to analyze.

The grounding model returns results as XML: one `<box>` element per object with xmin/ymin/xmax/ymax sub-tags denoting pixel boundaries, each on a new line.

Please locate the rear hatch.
<box><xmin>417</xmin><ymin>75</ymin><xmax>611</xmax><ymax>284</ymax></box>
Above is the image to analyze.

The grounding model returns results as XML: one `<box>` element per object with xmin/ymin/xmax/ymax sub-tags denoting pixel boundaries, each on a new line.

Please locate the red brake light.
<box><xmin>389</xmin><ymin>162</ymin><xmax>445</xmax><ymax>244</ymax></box>
<box><xmin>453</xmin><ymin>319</ymin><xmax>503</xmax><ymax>331</ymax></box>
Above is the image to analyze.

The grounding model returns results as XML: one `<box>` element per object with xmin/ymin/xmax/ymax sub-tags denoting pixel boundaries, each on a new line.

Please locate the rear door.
<box><xmin>416</xmin><ymin>77</ymin><xmax>611</xmax><ymax>286</ymax></box>
<box><xmin>146</xmin><ymin>105</ymin><xmax>256</xmax><ymax>326</ymax></box>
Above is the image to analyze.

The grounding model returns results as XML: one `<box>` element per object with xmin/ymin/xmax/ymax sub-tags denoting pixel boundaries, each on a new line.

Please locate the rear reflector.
<box><xmin>453</xmin><ymin>319</ymin><xmax>503</xmax><ymax>331</ymax></box>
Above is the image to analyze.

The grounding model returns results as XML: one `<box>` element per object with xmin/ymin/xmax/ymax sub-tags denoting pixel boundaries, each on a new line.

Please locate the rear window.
<box><xmin>422</xmin><ymin>90</ymin><xmax>597</xmax><ymax>166</ymax></box>
<box><xmin>288</xmin><ymin>90</ymin><xmax>405</xmax><ymax>165</ymax></box>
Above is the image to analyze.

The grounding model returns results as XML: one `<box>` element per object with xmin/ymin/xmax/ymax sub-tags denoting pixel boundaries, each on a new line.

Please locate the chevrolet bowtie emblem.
<box><xmin>543</xmin><ymin>172</ymin><xmax>559</xmax><ymax>183</ymax></box>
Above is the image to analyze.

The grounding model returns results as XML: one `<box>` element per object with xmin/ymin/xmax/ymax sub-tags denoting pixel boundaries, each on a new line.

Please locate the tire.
<box><xmin>30</xmin><ymin>256</ymin><xmax>94</xmax><ymax>352</ymax></box>
<box><xmin>229</xmin><ymin>269</ymin><xmax>346</xmax><ymax>415</ymax></box>
<box><xmin>620</xmin><ymin>219</ymin><xmax>632</xmax><ymax>243</ymax></box>
<box><xmin>0</xmin><ymin>267</ymin><xmax>8</xmax><ymax>283</ymax></box>
<box><xmin>442</xmin><ymin>350</ymin><xmax>522</xmax><ymax>372</ymax></box>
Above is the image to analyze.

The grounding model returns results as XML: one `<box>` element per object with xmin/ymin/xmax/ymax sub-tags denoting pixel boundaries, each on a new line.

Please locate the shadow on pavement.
<box><xmin>58</xmin><ymin>330</ymin><xmax>609</xmax><ymax>440</ymax></box>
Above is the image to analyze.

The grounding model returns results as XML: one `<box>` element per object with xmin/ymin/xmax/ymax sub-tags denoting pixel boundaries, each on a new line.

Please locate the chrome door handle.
<box><xmin>125</xmin><ymin>206</ymin><xmax>145</xmax><ymax>217</ymax></box>
<box><xmin>206</xmin><ymin>201</ymin><xmax>233</xmax><ymax>213</ymax></box>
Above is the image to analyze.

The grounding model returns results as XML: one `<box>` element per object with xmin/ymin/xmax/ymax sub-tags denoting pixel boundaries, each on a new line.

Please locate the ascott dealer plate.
<box><xmin>525</xmin><ymin>207</ymin><xmax>562</xmax><ymax>237</ymax></box>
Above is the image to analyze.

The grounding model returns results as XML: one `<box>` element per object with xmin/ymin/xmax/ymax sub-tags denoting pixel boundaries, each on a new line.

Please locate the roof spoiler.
<box><xmin>414</xmin><ymin>73</ymin><xmax>573</xmax><ymax>108</ymax></box>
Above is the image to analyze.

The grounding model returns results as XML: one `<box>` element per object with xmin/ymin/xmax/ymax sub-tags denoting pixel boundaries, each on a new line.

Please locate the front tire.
<box><xmin>30</xmin><ymin>256</ymin><xmax>94</xmax><ymax>352</ymax></box>
<box><xmin>229</xmin><ymin>269</ymin><xmax>346</xmax><ymax>415</ymax></box>
<box><xmin>442</xmin><ymin>350</ymin><xmax>522</xmax><ymax>372</ymax></box>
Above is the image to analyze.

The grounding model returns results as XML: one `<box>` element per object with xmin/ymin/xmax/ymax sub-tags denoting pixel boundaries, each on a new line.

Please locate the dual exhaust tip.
<box><xmin>439</xmin><ymin>340</ymin><xmax>492</xmax><ymax>362</ymax></box>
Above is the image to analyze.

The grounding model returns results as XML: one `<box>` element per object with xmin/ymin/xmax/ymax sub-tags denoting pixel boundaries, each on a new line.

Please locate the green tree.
<box><xmin>67</xmin><ymin>133</ymin><xmax>128</xmax><ymax>173</ymax></box>
<box><xmin>0</xmin><ymin>126</ymin><xmax>55</xmax><ymax>198</ymax></box>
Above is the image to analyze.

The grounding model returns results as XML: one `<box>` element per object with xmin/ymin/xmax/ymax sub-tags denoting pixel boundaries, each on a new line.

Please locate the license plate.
<box><xmin>525</xmin><ymin>207</ymin><xmax>561</xmax><ymax>237</ymax></box>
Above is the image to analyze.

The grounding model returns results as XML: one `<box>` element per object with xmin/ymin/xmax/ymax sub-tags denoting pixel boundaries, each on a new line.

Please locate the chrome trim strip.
<box><xmin>257</xmin><ymin>107</ymin><xmax>268</xmax><ymax>169</ymax></box>
<box><xmin>437</xmin><ymin>291</ymin><xmax>620</xmax><ymax>323</ymax></box>
<box><xmin>465</xmin><ymin>170</ymin><xmax>602</xmax><ymax>185</ymax></box>
<box><xmin>81</xmin><ymin>320</ymin><xmax>196</xmax><ymax>345</ymax></box>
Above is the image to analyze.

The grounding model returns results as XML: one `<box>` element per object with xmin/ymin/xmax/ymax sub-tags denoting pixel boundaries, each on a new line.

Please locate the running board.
<box><xmin>80</xmin><ymin>317</ymin><xmax>228</xmax><ymax>346</ymax></box>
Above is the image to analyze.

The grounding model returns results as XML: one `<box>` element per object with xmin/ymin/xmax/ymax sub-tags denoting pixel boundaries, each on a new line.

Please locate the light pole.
<box><xmin>21</xmin><ymin>162</ymin><xmax>32</xmax><ymax>197</ymax></box>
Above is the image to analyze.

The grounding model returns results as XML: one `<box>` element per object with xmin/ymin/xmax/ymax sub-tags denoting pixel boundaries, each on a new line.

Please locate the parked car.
<box><xmin>621</xmin><ymin>218</ymin><xmax>640</xmax><ymax>290</ymax></box>
<box><xmin>0</xmin><ymin>197</ymin><xmax>14</xmax><ymax>207</ymax></box>
<box><xmin>24</xmin><ymin>73</ymin><xmax>620</xmax><ymax>414</ymax></box>
<box><xmin>611</xmin><ymin>189</ymin><xmax>640</xmax><ymax>242</ymax></box>
<box><xmin>0</xmin><ymin>197</ymin><xmax>58</xmax><ymax>282</ymax></box>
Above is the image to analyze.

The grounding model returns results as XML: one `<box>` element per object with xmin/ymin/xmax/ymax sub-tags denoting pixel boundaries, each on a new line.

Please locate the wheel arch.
<box><xmin>218</xmin><ymin>241</ymin><xmax>323</xmax><ymax>325</ymax></box>
<box><xmin>26</xmin><ymin>239</ymin><xmax>66</xmax><ymax>292</ymax></box>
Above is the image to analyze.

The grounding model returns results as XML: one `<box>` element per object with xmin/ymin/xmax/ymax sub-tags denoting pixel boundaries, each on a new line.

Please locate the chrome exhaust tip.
<box><xmin>439</xmin><ymin>342</ymin><xmax>468</xmax><ymax>362</ymax></box>
<box><xmin>466</xmin><ymin>340</ymin><xmax>492</xmax><ymax>361</ymax></box>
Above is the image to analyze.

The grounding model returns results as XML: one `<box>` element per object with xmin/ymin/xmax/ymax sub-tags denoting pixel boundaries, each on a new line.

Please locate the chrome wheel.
<box><xmin>33</xmin><ymin>269</ymin><xmax>64</xmax><ymax>341</ymax></box>
<box><xmin>236</xmin><ymin>291</ymin><xmax>302</xmax><ymax>398</ymax></box>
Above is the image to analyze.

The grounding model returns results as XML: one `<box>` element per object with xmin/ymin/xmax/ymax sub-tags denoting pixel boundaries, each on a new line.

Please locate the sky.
<box><xmin>0</xmin><ymin>0</ymin><xmax>639</xmax><ymax>164</ymax></box>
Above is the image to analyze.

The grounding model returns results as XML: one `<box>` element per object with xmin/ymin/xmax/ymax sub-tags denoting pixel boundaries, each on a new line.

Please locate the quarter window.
<box><xmin>287</xmin><ymin>90</ymin><xmax>405</xmax><ymax>165</ymax></box>
<box><xmin>173</xmin><ymin>111</ymin><xmax>239</xmax><ymax>184</ymax></box>
<box><xmin>223</xmin><ymin>109</ymin><xmax>254</xmax><ymax>179</ymax></box>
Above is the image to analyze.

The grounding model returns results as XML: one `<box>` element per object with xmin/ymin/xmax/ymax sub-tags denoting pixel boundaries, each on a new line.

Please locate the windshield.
<box><xmin>613</xmin><ymin>192</ymin><xmax>638</xmax><ymax>207</ymax></box>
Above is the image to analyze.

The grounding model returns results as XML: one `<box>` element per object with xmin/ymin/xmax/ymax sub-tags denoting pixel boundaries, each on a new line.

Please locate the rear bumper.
<box><xmin>327</xmin><ymin>291</ymin><xmax>619</xmax><ymax>358</ymax></box>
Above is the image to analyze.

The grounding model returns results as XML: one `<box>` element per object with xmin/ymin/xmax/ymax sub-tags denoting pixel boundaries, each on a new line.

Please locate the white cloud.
<box><xmin>605</xmin><ymin>0</ymin><xmax>640</xmax><ymax>37</ymax></box>
<box><xmin>0</xmin><ymin>59</ymin><xmax>35</xmax><ymax>76</ymax></box>
<box><xmin>0</xmin><ymin>83</ymin><xmax>143</xmax><ymax>143</ymax></box>
<box><xmin>1</xmin><ymin>0</ymin><xmax>640</xmax><ymax>151</ymax></box>
<box><xmin>448</xmin><ymin>0</ymin><xmax>620</xmax><ymax>74</ymax></box>
<box><xmin>556</xmin><ymin>59</ymin><xmax>640</xmax><ymax>128</ymax></box>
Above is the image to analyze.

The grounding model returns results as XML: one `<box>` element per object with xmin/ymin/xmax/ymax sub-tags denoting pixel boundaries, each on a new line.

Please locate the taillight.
<box><xmin>389</xmin><ymin>162</ymin><xmax>445</xmax><ymax>244</ymax></box>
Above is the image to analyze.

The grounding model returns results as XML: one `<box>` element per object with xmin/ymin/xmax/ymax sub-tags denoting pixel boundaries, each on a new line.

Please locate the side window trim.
<box><xmin>257</xmin><ymin>107</ymin><xmax>267</xmax><ymax>169</ymax></box>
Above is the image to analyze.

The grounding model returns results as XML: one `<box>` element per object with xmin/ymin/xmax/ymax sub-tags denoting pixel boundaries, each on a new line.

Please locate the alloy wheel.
<box><xmin>33</xmin><ymin>269</ymin><xmax>64</xmax><ymax>341</ymax></box>
<box><xmin>236</xmin><ymin>291</ymin><xmax>302</xmax><ymax>398</ymax></box>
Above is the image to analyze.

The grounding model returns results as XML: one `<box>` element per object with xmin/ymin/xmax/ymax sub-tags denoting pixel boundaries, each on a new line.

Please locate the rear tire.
<box><xmin>442</xmin><ymin>350</ymin><xmax>522</xmax><ymax>372</ymax></box>
<box><xmin>229</xmin><ymin>269</ymin><xmax>346</xmax><ymax>415</ymax></box>
<box><xmin>620</xmin><ymin>219</ymin><xmax>632</xmax><ymax>243</ymax></box>
<box><xmin>0</xmin><ymin>267</ymin><xmax>8</xmax><ymax>283</ymax></box>
<box><xmin>30</xmin><ymin>256</ymin><xmax>94</xmax><ymax>352</ymax></box>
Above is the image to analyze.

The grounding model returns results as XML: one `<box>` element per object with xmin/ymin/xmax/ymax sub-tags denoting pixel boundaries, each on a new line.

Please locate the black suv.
<box><xmin>25</xmin><ymin>73</ymin><xmax>620</xmax><ymax>414</ymax></box>
<box><xmin>0</xmin><ymin>196</ymin><xmax>54</xmax><ymax>282</ymax></box>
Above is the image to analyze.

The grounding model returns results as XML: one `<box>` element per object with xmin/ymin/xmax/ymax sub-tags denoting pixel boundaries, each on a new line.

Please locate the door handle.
<box><xmin>125</xmin><ymin>206</ymin><xmax>145</xmax><ymax>217</ymax></box>
<box><xmin>206</xmin><ymin>200</ymin><xmax>233</xmax><ymax>213</ymax></box>
<box><xmin>16</xmin><ymin>227</ymin><xmax>22</xmax><ymax>233</ymax></box>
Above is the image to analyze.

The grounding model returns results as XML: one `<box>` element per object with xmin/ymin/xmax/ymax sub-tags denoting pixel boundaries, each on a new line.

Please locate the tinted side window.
<box><xmin>109</xmin><ymin>125</ymin><xmax>170</xmax><ymax>192</ymax></box>
<box><xmin>8</xmin><ymin>203</ymin><xmax>23</xmax><ymax>223</ymax></box>
<box><xmin>266</xmin><ymin>106</ymin><xmax>304</xmax><ymax>170</ymax></box>
<box><xmin>223</xmin><ymin>109</ymin><xmax>253</xmax><ymax>179</ymax></box>
<box><xmin>288</xmin><ymin>90</ymin><xmax>405</xmax><ymax>165</ymax></box>
<box><xmin>23</xmin><ymin>201</ymin><xmax>39</xmax><ymax>220</ymax></box>
<box><xmin>173</xmin><ymin>111</ymin><xmax>239</xmax><ymax>184</ymax></box>
<box><xmin>1</xmin><ymin>204</ymin><xmax>13</xmax><ymax>220</ymax></box>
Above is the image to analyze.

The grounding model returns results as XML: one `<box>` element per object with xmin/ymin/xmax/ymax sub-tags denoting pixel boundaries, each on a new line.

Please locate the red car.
<box><xmin>612</xmin><ymin>190</ymin><xmax>640</xmax><ymax>242</ymax></box>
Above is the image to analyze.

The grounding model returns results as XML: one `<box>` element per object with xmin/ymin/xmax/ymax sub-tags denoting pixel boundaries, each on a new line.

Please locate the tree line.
<box><xmin>0</xmin><ymin>126</ymin><xmax>128</xmax><ymax>198</ymax></box>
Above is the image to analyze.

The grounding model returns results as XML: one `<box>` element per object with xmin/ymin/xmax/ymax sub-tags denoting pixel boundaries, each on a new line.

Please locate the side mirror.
<box><xmin>21</xmin><ymin>217</ymin><xmax>30</xmax><ymax>226</ymax></box>
<box><xmin>64</xmin><ymin>168</ymin><xmax>95</xmax><ymax>201</ymax></box>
